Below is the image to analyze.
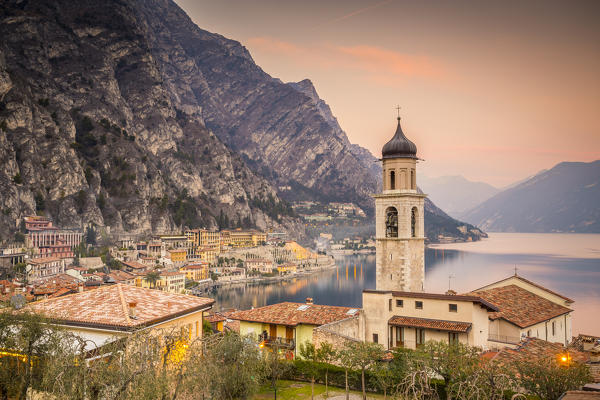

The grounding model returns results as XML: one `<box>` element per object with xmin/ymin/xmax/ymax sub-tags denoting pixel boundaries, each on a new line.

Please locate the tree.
<box><xmin>316</xmin><ymin>342</ymin><xmax>337</xmax><ymax>397</ymax></box>
<box><xmin>201</xmin><ymin>332</ymin><xmax>266</xmax><ymax>399</ymax></box>
<box><xmin>347</xmin><ymin>341</ymin><xmax>385</xmax><ymax>400</ymax></box>
<box><xmin>85</xmin><ymin>226</ymin><xmax>97</xmax><ymax>246</ymax></box>
<box><xmin>513</xmin><ymin>356</ymin><xmax>592</xmax><ymax>400</ymax></box>
<box><xmin>338</xmin><ymin>344</ymin><xmax>358</xmax><ymax>400</ymax></box>
<box><xmin>0</xmin><ymin>311</ymin><xmax>77</xmax><ymax>400</ymax></box>
<box><xmin>414</xmin><ymin>340</ymin><xmax>480</xmax><ymax>389</ymax></box>
<box><xmin>371</xmin><ymin>360</ymin><xmax>395</xmax><ymax>400</ymax></box>
<box><xmin>299</xmin><ymin>342</ymin><xmax>320</xmax><ymax>400</ymax></box>
<box><xmin>265</xmin><ymin>341</ymin><xmax>292</xmax><ymax>400</ymax></box>
<box><xmin>144</xmin><ymin>271</ymin><xmax>160</xmax><ymax>289</ymax></box>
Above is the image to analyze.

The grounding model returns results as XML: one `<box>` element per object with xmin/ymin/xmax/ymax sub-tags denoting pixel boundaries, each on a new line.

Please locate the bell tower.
<box><xmin>374</xmin><ymin>115</ymin><xmax>426</xmax><ymax>292</ymax></box>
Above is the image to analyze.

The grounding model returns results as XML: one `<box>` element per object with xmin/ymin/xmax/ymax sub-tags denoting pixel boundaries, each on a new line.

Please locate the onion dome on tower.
<box><xmin>381</xmin><ymin>117</ymin><xmax>417</xmax><ymax>159</ymax></box>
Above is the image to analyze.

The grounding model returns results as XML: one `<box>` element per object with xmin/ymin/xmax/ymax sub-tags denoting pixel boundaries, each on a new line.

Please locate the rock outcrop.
<box><xmin>0</xmin><ymin>0</ymin><xmax>296</xmax><ymax>239</ymax></box>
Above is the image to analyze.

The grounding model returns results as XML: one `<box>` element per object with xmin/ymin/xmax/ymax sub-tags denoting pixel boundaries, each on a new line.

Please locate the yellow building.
<box><xmin>229</xmin><ymin>301</ymin><xmax>359</xmax><ymax>358</ymax></box>
<box><xmin>180</xmin><ymin>263</ymin><xmax>209</xmax><ymax>282</ymax></box>
<box><xmin>27</xmin><ymin>284</ymin><xmax>214</xmax><ymax>353</ymax></box>
<box><xmin>277</xmin><ymin>263</ymin><xmax>297</xmax><ymax>275</ymax></box>
<box><xmin>221</xmin><ymin>229</ymin><xmax>267</xmax><ymax>248</ymax></box>
<box><xmin>168</xmin><ymin>249</ymin><xmax>187</xmax><ymax>264</ymax></box>
<box><xmin>141</xmin><ymin>271</ymin><xmax>186</xmax><ymax>293</ymax></box>
<box><xmin>284</xmin><ymin>241</ymin><xmax>317</xmax><ymax>261</ymax></box>
<box><xmin>197</xmin><ymin>246</ymin><xmax>217</xmax><ymax>263</ymax></box>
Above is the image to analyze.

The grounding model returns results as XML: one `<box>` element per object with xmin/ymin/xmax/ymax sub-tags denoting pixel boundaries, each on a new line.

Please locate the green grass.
<box><xmin>253</xmin><ymin>380</ymin><xmax>385</xmax><ymax>400</ymax></box>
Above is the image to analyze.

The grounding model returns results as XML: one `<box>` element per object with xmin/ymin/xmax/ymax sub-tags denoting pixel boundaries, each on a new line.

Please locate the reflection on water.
<box><xmin>214</xmin><ymin>254</ymin><xmax>376</xmax><ymax>311</ymax></box>
<box><xmin>213</xmin><ymin>233</ymin><xmax>600</xmax><ymax>335</ymax></box>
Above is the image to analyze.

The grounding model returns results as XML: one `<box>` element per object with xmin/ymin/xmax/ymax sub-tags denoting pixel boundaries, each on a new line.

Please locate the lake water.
<box><xmin>213</xmin><ymin>233</ymin><xmax>600</xmax><ymax>336</ymax></box>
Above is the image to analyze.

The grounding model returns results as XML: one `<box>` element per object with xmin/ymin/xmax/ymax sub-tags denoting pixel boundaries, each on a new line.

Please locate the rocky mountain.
<box><xmin>0</xmin><ymin>0</ymin><xmax>299</xmax><ymax>240</ymax></box>
<box><xmin>287</xmin><ymin>79</ymin><xmax>382</xmax><ymax>185</ymax></box>
<box><xmin>418</xmin><ymin>175</ymin><xmax>499</xmax><ymax>219</ymax></box>
<box><xmin>0</xmin><ymin>0</ymin><xmax>485</xmax><ymax>243</ymax></box>
<box><xmin>462</xmin><ymin>160</ymin><xmax>600</xmax><ymax>232</ymax></box>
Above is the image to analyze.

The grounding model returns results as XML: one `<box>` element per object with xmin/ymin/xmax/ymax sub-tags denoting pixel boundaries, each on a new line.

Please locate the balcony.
<box><xmin>262</xmin><ymin>336</ymin><xmax>295</xmax><ymax>350</ymax></box>
<box><xmin>488</xmin><ymin>333</ymin><xmax>521</xmax><ymax>345</ymax></box>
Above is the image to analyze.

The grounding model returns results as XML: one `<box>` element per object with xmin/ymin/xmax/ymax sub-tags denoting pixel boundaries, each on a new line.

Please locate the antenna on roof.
<box><xmin>448</xmin><ymin>273</ymin><xmax>455</xmax><ymax>290</ymax></box>
<box><xmin>514</xmin><ymin>265</ymin><xmax>518</xmax><ymax>276</ymax></box>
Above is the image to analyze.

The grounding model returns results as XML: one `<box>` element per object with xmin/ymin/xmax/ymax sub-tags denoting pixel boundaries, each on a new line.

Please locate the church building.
<box><xmin>357</xmin><ymin>116</ymin><xmax>574</xmax><ymax>351</ymax></box>
<box><xmin>374</xmin><ymin>115</ymin><xmax>425</xmax><ymax>292</ymax></box>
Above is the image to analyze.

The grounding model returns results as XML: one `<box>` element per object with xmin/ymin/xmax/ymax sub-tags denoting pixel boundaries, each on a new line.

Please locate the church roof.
<box><xmin>382</xmin><ymin>117</ymin><xmax>417</xmax><ymax>159</ymax></box>
<box><xmin>470</xmin><ymin>284</ymin><xmax>572</xmax><ymax>328</ymax></box>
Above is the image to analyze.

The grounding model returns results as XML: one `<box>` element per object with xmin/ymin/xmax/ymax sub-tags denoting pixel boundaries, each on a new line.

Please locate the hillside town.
<box><xmin>1</xmin><ymin>116</ymin><xmax>598</xmax><ymax>400</ymax></box>
<box><xmin>0</xmin><ymin>215</ymin><xmax>335</xmax><ymax>302</ymax></box>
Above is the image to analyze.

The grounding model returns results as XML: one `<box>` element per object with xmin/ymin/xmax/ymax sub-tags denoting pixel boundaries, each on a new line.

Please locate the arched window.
<box><xmin>390</xmin><ymin>170</ymin><xmax>396</xmax><ymax>190</ymax></box>
<box><xmin>385</xmin><ymin>207</ymin><xmax>398</xmax><ymax>238</ymax></box>
<box><xmin>410</xmin><ymin>169</ymin><xmax>415</xmax><ymax>190</ymax></box>
<box><xmin>411</xmin><ymin>207</ymin><xmax>418</xmax><ymax>237</ymax></box>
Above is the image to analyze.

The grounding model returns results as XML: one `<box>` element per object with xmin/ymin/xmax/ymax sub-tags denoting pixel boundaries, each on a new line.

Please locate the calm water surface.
<box><xmin>213</xmin><ymin>233</ymin><xmax>600</xmax><ymax>335</ymax></box>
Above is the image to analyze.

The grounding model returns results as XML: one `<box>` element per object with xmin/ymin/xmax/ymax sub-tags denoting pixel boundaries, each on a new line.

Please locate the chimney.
<box><xmin>306</xmin><ymin>297</ymin><xmax>313</xmax><ymax>305</ymax></box>
<box><xmin>445</xmin><ymin>289</ymin><xmax>457</xmax><ymax>296</ymax></box>
<box><xmin>128</xmin><ymin>302</ymin><xmax>137</xmax><ymax>319</ymax></box>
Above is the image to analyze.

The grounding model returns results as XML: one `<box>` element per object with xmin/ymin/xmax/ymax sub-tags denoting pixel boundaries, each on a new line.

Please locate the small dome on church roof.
<box><xmin>382</xmin><ymin>117</ymin><xmax>417</xmax><ymax>159</ymax></box>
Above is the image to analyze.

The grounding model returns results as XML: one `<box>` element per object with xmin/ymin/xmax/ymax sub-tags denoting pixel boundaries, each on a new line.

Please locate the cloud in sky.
<box><xmin>246</xmin><ymin>37</ymin><xmax>449</xmax><ymax>84</ymax></box>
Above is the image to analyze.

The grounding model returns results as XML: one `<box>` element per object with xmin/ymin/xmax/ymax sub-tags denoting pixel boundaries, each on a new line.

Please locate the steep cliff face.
<box><xmin>0</xmin><ymin>0</ymin><xmax>294</xmax><ymax>239</ymax></box>
<box><xmin>140</xmin><ymin>7</ymin><xmax>379</xmax><ymax>212</ymax></box>
<box><xmin>0</xmin><ymin>0</ymin><xmax>484</xmax><ymax>243</ymax></box>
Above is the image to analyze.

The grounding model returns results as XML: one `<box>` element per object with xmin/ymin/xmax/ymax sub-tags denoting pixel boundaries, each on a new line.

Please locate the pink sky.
<box><xmin>175</xmin><ymin>0</ymin><xmax>600</xmax><ymax>187</ymax></box>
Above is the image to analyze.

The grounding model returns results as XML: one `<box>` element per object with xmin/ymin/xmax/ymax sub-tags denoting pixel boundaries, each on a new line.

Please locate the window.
<box><xmin>415</xmin><ymin>301</ymin><xmax>423</xmax><ymax>309</ymax></box>
<box><xmin>527</xmin><ymin>330</ymin><xmax>531</xmax><ymax>337</ymax></box>
<box><xmin>390</xmin><ymin>170</ymin><xmax>395</xmax><ymax>190</ymax></box>
<box><xmin>411</xmin><ymin>169</ymin><xmax>415</xmax><ymax>189</ymax></box>
<box><xmin>396</xmin><ymin>299</ymin><xmax>404</xmax><ymax>307</ymax></box>
<box><xmin>389</xmin><ymin>299</ymin><xmax>392</xmax><ymax>311</ymax></box>
<box><xmin>416</xmin><ymin>329</ymin><xmax>425</xmax><ymax>347</ymax></box>
<box><xmin>449</xmin><ymin>332</ymin><xmax>459</xmax><ymax>345</ymax></box>
<box><xmin>385</xmin><ymin>207</ymin><xmax>398</xmax><ymax>238</ymax></box>
<box><xmin>449</xmin><ymin>304</ymin><xmax>457</xmax><ymax>312</ymax></box>
<box><xmin>373</xmin><ymin>333</ymin><xmax>379</xmax><ymax>343</ymax></box>
<box><xmin>552</xmin><ymin>321</ymin><xmax>556</xmax><ymax>336</ymax></box>
<box><xmin>411</xmin><ymin>207</ymin><xmax>418</xmax><ymax>237</ymax></box>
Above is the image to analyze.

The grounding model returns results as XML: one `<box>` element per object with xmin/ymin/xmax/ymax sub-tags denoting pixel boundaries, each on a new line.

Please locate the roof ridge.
<box><xmin>117</xmin><ymin>284</ymin><xmax>132</xmax><ymax>324</ymax></box>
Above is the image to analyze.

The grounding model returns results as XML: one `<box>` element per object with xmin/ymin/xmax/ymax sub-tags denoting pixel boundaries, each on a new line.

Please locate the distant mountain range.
<box><xmin>419</xmin><ymin>175</ymin><xmax>499</xmax><ymax>218</ymax></box>
<box><xmin>462</xmin><ymin>160</ymin><xmax>600</xmax><ymax>233</ymax></box>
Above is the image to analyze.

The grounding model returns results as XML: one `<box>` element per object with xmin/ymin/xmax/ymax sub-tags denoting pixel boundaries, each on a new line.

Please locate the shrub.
<box><xmin>12</xmin><ymin>173</ymin><xmax>22</xmax><ymax>184</ymax></box>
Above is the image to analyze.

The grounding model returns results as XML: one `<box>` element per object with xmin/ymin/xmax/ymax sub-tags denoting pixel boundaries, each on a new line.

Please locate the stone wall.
<box><xmin>312</xmin><ymin>314</ymin><xmax>364</xmax><ymax>353</ymax></box>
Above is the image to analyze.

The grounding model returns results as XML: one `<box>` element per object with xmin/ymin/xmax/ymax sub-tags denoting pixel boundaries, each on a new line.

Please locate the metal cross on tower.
<box><xmin>395</xmin><ymin>105</ymin><xmax>401</xmax><ymax>119</ymax></box>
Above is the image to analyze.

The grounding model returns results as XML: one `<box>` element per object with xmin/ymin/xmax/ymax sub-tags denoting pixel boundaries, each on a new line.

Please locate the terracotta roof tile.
<box><xmin>490</xmin><ymin>337</ymin><xmax>590</xmax><ymax>365</ymax></box>
<box><xmin>474</xmin><ymin>274</ymin><xmax>574</xmax><ymax>303</ymax></box>
<box><xmin>470</xmin><ymin>285</ymin><xmax>572</xmax><ymax>328</ymax></box>
<box><xmin>229</xmin><ymin>302</ymin><xmax>359</xmax><ymax>326</ymax></box>
<box><xmin>27</xmin><ymin>284</ymin><xmax>214</xmax><ymax>330</ymax></box>
<box><xmin>388</xmin><ymin>315</ymin><xmax>472</xmax><ymax>333</ymax></box>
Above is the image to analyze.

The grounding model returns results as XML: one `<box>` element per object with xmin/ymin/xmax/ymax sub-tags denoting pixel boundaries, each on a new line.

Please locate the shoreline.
<box><xmin>191</xmin><ymin>259</ymin><xmax>338</xmax><ymax>294</ymax></box>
